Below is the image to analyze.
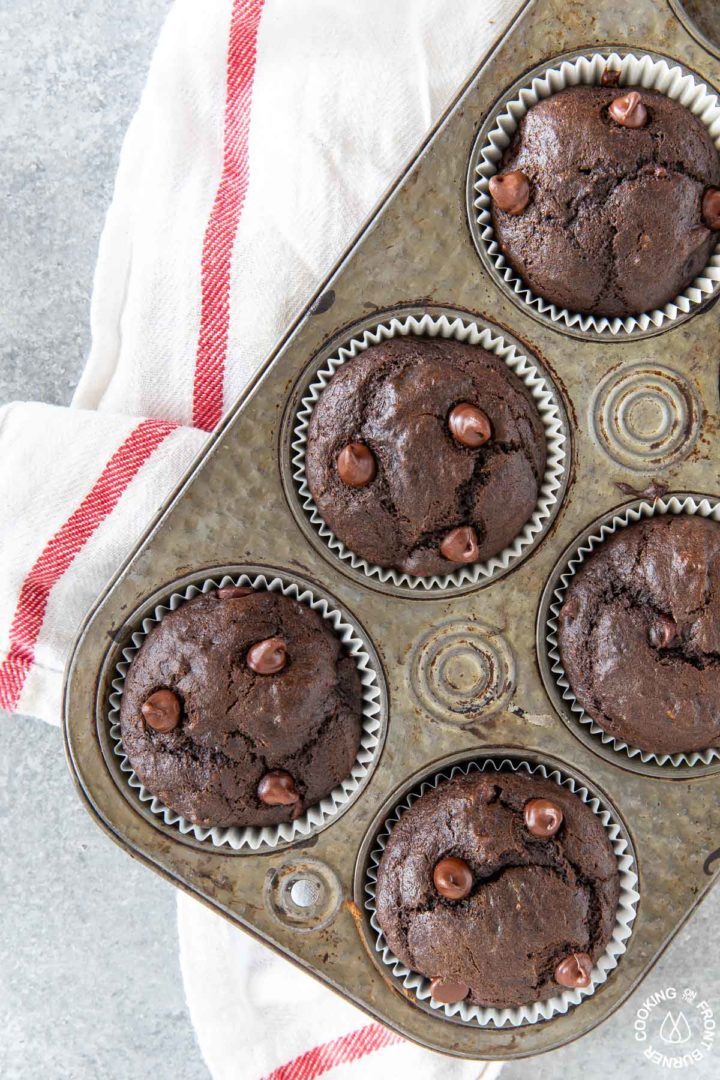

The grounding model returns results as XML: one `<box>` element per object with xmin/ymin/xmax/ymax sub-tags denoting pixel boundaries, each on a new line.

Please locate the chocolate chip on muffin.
<box><xmin>119</xmin><ymin>589</ymin><xmax>363</xmax><ymax>827</ymax></box>
<box><xmin>524</xmin><ymin>797</ymin><xmax>563</xmax><ymax>837</ymax></box>
<box><xmin>375</xmin><ymin>770</ymin><xmax>619</xmax><ymax>1009</ymax></box>
<box><xmin>140</xmin><ymin>689</ymin><xmax>181</xmax><ymax>733</ymax></box>
<box><xmin>608</xmin><ymin>90</ymin><xmax>648</xmax><ymax>129</ymax></box>
<box><xmin>490</xmin><ymin>85</ymin><xmax>720</xmax><ymax>317</ymax></box>
<box><xmin>600</xmin><ymin>69</ymin><xmax>621</xmax><ymax>88</ymax></box>
<box><xmin>558</xmin><ymin>515</ymin><xmax>720</xmax><ymax>756</ymax></box>
<box><xmin>488</xmin><ymin>170</ymin><xmax>530</xmax><ymax>214</ymax></box>
<box><xmin>336</xmin><ymin>443</ymin><xmax>377</xmax><ymax>487</ymax></box>
<box><xmin>246</xmin><ymin>636</ymin><xmax>287</xmax><ymax>674</ymax></box>
<box><xmin>555</xmin><ymin>952</ymin><xmax>593</xmax><ymax>989</ymax></box>
<box><xmin>702</xmin><ymin>187</ymin><xmax>720</xmax><ymax>230</ymax></box>
<box><xmin>305</xmin><ymin>337</ymin><xmax>547</xmax><ymax>577</ymax></box>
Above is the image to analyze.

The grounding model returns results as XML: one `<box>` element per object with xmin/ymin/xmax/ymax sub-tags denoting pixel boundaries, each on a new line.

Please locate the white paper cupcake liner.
<box><xmin>364</xmin><ymin>756</ymin><xmax>639</xmax><ymax>1028</ymax></box>
<box><xmin>469</xmin><ymin>51</ymin><xmax>720</xmax><ymax>336</ymax></box>
<box><xmin>291</xmin><ymin>312</ymin><xmax>568</xmax><ymax>591</ymax></box>
<box><xmin>546</xmin><ymin>494</ymin><xmax>720</xmax><ymax>768</ymax></box>
<box><xmin>107</xmin><ymin>571</ymin><xmax>384</xmax><ymax>851</ymax></box>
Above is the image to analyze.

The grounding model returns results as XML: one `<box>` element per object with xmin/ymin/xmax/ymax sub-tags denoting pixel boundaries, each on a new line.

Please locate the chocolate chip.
<box><xmin>609</xmin><ymin>91</ymin><xmax>648</xmax><ymax>129</ymax></box>
<box><xmin>141</xmin><ymin>689</ymin><xmax>181</xmax><ymax>733</ymax></box>
<box><xmin>439</xmin><ymin>526</ymin><xmax>480</xmax><ymax>564</ymax></box>
<box><xmin>489</xmin><ymin>170</ymin><xmax>530</xmax><ymax>215</ymax></box>
<box><xmin>247</xmin><ymin>637</ymin><xmax>287</xmax><ymax>674</ymax></box>
<box><xmin>702</xmin><ymin>188</ymin><xmax>720</xmax><ymax>230</ymax></box>
<box><xmin>336</xmin><ymin>442</ymin><xmax>376</xmax><ymax>487</ymax></box>
<box><xmin>257</xmin><ymin>770</ymin><xmax>300</xmax><ymax>807</ymax></box>
<box><xmin>433</xmin><ymin>856</ymin><xmax>473</xmax><ymax>900</ymax></box>
<box><xmin>554</xmin><ymin>952</ymin><xmax>593</xmax><ymax>989</ymax></box>
<box><xmin>524</xmin><ymin>798</ymin><xmax>564</xmax><ymax>838</ymax></box>
<box><xmin>601</xmin><ymin>69</ymin><xmax>621</xmax><ymax>87</ymax></box>
<box><xmin>648</xmin><ymin>614</ymin><xmax>677</xmax><ymax>650</ymax></box>
<box><xmin>217</xmin><ymin>586</ymin><xmax>253</xmax><ymax>599</ymax></box>
<box><xmin>428</xmin><ymin>977</ymin><xmax>469</xmax><ymax>1004</ymax></box>
<box><xmin>448</xmin><ymin>404</ymin><xmax>492</xmax><ymax>448</ymax></box>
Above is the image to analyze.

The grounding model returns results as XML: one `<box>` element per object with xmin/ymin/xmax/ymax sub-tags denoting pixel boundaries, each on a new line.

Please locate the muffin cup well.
<box><xmin>291</xmin><ymin>312</ymin><xmax>568</xmax><ymax>592</ymax></box>
<box><xmin>468</xmin><ymin>51</ymin><xmax>720</xmax><ymax>337</ymax></box>
<box><xmin>545</xmin><ymin>494</ymin><xmax>720</xmax><ymax>769</ymax></box>
<box><xmin>107</xmin><ymin>572</ymin><xmax>384</xmax><ymax>851</ymax></box>
<box><xmin>364</xmin><ymin>757</ymin><xmax>639</xmax><ymax>1028</ymax></box>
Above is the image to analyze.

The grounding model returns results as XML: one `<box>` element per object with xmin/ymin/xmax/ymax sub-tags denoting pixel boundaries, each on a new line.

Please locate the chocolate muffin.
<box><xmin>558</xmin><ymin>515</ymin><xmax>720</xmax><ymax>756</ymax></box>
<box><xmin>305</xmin><ymin>338</ymin><xmax>547</xmax><ymax>577</ymax></box>
<box><xmin>489</xmin><ymin>85</ymin><xmax>720</xmax><ymax>318</ymax></box>
<box><xmin>119</xmin><ymin>588</ymin><xmax>363</xmax><ymax>827</ymax></box>
<box><xmin>374</xmin><ymin>770</ymin><xmax>620</xmax><ymax>1009</ymax></box>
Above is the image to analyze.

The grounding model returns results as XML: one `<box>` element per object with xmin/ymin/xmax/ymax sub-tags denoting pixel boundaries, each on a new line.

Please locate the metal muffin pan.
<box><xmin>63</xmin><ymin>0</ymin><xmax>720</xmax><ymax>1061</ymax></box>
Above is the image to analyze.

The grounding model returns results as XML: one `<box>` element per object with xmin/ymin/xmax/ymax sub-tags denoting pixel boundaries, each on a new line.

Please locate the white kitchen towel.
<box><xmin>178</xmin><ymin>893</ymin><xmax>504</xmax><ymax>1080</ymax></box>
<box><xmin>1</xmin><ymin>0</ymin><xmax>521</xmax><ymax>1076</ymax></box>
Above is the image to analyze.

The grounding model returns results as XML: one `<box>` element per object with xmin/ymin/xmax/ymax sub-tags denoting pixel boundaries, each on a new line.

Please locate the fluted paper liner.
<box><xmin>546</xmin><ymin>494</ymin><xmax>720</xmax><ymax>768</ymax></box>
<box><xmin>365</xmin><ymin>757</ymin><xmax>639</xmax><ymax>1028</ymax></box>
<box><xmin>107</xmin><ymin>572</ymin><xmax>383</xmax><ymax>851</ymax></box>
<box><xmin>470</xmin><ymin>51</ymin><xmax>720</xmax><ymax>336</ymax></box>
<box><xmin>291</xmin><ymin>313</ymin><xmax>567</xmax><ymax>591</ymax></box>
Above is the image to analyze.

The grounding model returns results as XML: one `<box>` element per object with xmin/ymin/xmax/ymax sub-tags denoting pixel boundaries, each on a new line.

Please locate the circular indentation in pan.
<box><xmin>537</xmin><ymin>495</ymin><xmax>720</xmax><ymax>778</ymax></box>
<box><xmin>409</xmin><ymin>619</ymin><xmax>515</xmax><ymax>725</ymax></box>
<box><xmin>670</xmin><ymin>1</ymin><xmax>720</xmax><ymax>59</ymax></box>
<box><xmin>466</xmin><ymin>49</ymin><xmax>720</xmax><ymax>341</ymax></box>
<box><xmin>282</xmin><ymin>306</ymin><xmax>569</xmax><ymax>598</ymax></box>
<box><xmin>97</xmin><ymin>567</ymin><xmax>387</xmax><ymax>853</ymax></box>
<box><xmin>354</xmin><ymin>751</ymin><xmax>639</xmax><ymax>1029</ymax></box>
<box><xmin>265</xmin><ymin>858</ymin><xmax>342</xmax><ymax>931</ymax></box>
<box><xmin>591</xmin><ymin>363</ymin><xmax>701</xmax><ymax>470</ymax></box>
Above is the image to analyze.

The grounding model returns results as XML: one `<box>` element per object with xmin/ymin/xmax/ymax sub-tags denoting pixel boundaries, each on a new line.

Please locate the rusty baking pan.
<box><xmin>63</xmin><ymin>0</ymin><xmax>720</xmax><ymax>1059</ymax></box>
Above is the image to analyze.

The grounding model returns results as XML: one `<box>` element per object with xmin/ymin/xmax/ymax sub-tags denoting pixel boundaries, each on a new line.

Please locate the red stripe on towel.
<box><xmin>0</xmin><ymin>419</ymin><xmax>176</xmax><ymax>710</ymax></box>
<box><xmin>263</xmin><ymin>1022</ymin><xmax>403</xmax><ymax>1080</ymax></box>
<box><xmin>192</xmin><ymin>0</ymin><xmax>265</xmax><ymax>431</ymax></box>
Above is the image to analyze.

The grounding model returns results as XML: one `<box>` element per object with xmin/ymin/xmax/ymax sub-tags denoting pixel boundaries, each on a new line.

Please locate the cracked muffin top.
<box><xmin>119</xmin><ymin>587</ymin><xmax>363</xmax><ymax>828</ymax></box>
<box><xmin>304</xmin><ymin>337</ymin><xmax>547</xmax><ymax>577</ymax></box>
<box><xmin>374</xmin><ymin>770</ymin><xmax>620</xmax><ymax>1009</ymax></box>
<box><xmin>558</xmin><ymin>515</ymin><xmax>720</xmax><ymax>755</ymax></box>
<box><xmin>489</xmin><ymin>85</ymin><xmax>720</xmax><ymax>318</ymax></box>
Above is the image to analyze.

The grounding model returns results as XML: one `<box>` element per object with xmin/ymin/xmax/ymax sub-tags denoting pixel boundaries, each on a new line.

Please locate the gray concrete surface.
<box><xmin>1</xmin><ymin>2</ymin><xmax>719</xmax><ymax>1079</ymax></box>
<box><xmin>1</xmin><ymin>0</ymin><xmax>173</xmax><ymax>407</ymax></box>
<box><xmin>0</xmin><ymin>718</ymin><xmax>208</xmax><ymax>1080</ymax></box>
<box><xmin>1</xmin><ymin>3</ymin><xmax>208</xmax><ymax>1079</ymax></box>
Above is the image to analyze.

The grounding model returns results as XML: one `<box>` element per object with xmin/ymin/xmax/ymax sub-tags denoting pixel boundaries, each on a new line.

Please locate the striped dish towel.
<box><xmin>1</xmin><ymin>1</ymin><xmax>521</xmax><ymax>1075</ymax></box>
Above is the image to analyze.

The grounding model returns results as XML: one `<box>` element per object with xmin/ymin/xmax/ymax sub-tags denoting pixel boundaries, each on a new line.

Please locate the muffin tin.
<box><xmin>63</xmin><ymin>0</ymin><xmax>720</xmax><ymax>1061</ymax></box>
